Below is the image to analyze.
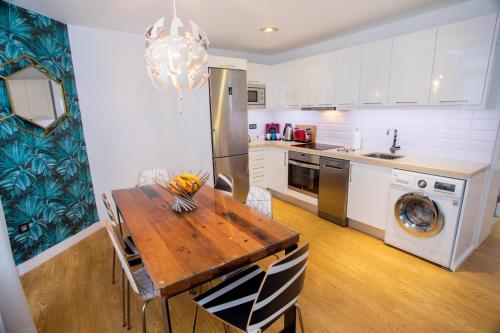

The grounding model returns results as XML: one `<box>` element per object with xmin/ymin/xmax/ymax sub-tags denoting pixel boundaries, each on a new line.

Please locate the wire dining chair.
<box><xmin>246</xmin><ymin>185</ymin><xmax>273</xmax><ymax>218</ymax></box>
<box><xmin>137</xmin><ymin>168</ymin><xmax>169</xmax><ymax>186</ymax></box>
<box><xmin>103</xmin><ymin>218</ymin><xmax>158</xmax><ymax>333</ymax></box>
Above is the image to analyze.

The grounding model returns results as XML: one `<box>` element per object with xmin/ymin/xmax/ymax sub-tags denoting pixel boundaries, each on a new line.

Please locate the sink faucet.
<box><xmin>386</xmin><ymin>129</ymin><xmax>401</xmax><ymax>154</ymax></box>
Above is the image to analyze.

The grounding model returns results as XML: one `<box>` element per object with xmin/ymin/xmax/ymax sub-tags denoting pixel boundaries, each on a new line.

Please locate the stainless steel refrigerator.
<box><xmin>208</xmin><ymin>67</ymin><xmax>249</xmax><ymax>202</ymax></box>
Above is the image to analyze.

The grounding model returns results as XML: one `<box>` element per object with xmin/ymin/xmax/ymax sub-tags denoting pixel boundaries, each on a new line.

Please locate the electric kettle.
<box><xmin>283</xmin><ymin>123</ymin><xmax>294</xmax><ymax>141</ymax></box>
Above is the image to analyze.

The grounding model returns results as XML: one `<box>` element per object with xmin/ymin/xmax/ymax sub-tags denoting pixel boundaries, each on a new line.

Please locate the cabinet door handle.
<box><xmin>248</xmin><ymin>80</ymin><xmax>260</xmax><ymax>84</ymax></box>
<box><xmin>338</xmin><ymin>103</ymin><xmax>354</xmax><ymax>106</ymax></box>
<box><xmin>319</xmin><ymin>104</ymin><xmax>332</xmax><ymax>106</ymax></box>
<box><xmin>363</xmin><ymin>102</ymin><xmax>382</xmax><ymax>105</ymax></box>
<box><xmin>222</xmin><ymin>64</ymin><xmax>236</xmax><ymax>68</ymax></box>
<box><xmin>395</xmin><ymin>101</ymin><xmax>418</xmax><ymax>104</ymax></box>
<box><xmin>323</xmin><ymin>164</ymin><xmax>344</xmax><ymax>170</ymax></box>
<box><xmin>283</xmin><ymin>152</ymin><xmax>287</xmax><ymax>167</ymax></box>
<box><xmin>349</xmin><ymin>165</ymin><xmax>353</xmax><ymax>182</ymax></box>
<box><xmin>439</xmin><ymin>100</ymin><xmax>468</xmax><ymax>103</ymax></box>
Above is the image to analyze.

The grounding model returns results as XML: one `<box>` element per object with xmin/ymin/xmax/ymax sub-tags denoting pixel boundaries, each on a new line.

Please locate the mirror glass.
<box><xmin>5</xmin><ymin>65</ymin><xmax>66</xmax><ymax>129</ymax></box>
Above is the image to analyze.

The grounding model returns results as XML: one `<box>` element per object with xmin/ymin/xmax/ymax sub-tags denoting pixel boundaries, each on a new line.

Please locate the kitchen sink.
<box><xmin>363</xmin><ymin>152</ymin><xmax>404</xmax><ymax>160</ymax></box>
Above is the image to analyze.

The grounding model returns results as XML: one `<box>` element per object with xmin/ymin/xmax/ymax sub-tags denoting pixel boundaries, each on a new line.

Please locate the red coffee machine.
<box><xmin>265</xmin><ymin>123</ymin><xmax>280</xmax><ymax>140</ymax></box>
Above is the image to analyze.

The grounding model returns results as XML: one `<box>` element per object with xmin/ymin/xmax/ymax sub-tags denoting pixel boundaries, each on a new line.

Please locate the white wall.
<box><xmin>249</xmin><ymin>108</ymin><xmax>500</xmax><ymax>162</ymax></box>
<box><xmin>69</xmin><ymin>25</ymin><xmax>210</xmax><ymax>220</ymax></box>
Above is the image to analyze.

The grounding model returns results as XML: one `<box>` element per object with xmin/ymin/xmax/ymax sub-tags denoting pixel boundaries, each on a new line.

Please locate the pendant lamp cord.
<box><xmin>173</xmin><ymin>0</ymin><xmax>177</xmax><ymax>18</ymax></box>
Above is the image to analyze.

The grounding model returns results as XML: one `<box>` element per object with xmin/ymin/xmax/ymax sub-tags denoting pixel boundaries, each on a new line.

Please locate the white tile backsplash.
<box><xmin>248</xmin><ymin>108</ymin><xmax>500</xmax><ymax>162</ymax></box>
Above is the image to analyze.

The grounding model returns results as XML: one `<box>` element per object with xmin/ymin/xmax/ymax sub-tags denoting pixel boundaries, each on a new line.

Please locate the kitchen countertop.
<box><xmin>249</xmin><ymin>141</ymin><xmax>489</xmax><ymax>179</ymax></box>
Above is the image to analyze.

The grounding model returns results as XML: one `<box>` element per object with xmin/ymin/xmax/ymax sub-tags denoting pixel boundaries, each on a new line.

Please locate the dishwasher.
<box><xmin>318</xmin><ymin>157</ymin><xmax>350</xmax><ymax>226</ymax></box>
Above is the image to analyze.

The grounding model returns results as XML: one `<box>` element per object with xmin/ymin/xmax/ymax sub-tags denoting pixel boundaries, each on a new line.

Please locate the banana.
<box><xmin>178</xmin><ymin>173</ymin><xmax>201</xmax><ymax>187</ymax></box>
<box><xmin>173</xmin><ymin>174</ymin><xmax>201</xmax><ymax>194</ymax></box>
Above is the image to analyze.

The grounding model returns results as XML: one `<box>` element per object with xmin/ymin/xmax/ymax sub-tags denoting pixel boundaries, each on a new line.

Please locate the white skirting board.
<box><xmin>16</xmin><ymin>222</ymin><xmax>103</xmax><ymax>276</ymax></box>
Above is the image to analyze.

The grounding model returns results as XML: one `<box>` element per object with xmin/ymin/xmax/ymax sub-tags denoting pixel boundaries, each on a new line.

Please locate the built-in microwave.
<box><xmin>247</xmin><ymin>84</ymin><xmax>266</xmax><ymax>109</ymax></box>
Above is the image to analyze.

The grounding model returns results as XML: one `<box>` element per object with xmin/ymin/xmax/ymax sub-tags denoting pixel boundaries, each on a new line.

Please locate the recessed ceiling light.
<box><xmin>260</xmin><ymin>27</ymin><xmax>278</xmax><ymax>33</ymax></box>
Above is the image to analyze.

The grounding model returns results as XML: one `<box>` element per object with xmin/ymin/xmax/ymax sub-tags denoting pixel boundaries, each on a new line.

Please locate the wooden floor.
<box><xmin>21</xmin><ymin>199</ymin><xmax>500</xmax><ymax>333</ymax></box>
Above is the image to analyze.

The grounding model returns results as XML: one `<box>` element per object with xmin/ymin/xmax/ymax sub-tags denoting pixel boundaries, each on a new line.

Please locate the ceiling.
<box><xmin>9</xmin><ymin>0</ymin><xmax>468</xmax><ymax>54</ymax></box>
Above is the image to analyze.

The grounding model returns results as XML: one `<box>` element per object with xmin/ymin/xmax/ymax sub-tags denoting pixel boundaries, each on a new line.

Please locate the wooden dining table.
<box><xmin>112</xmin><ymin>184</ymin><xmax>301</xmax><ymax>333</ymax></box>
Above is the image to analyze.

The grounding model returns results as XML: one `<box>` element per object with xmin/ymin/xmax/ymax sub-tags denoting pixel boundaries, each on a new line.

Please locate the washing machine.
<box><xmin>384</xmin><ymin>169</ymin><xmax>465</xmax><ymax>268</ymax></box>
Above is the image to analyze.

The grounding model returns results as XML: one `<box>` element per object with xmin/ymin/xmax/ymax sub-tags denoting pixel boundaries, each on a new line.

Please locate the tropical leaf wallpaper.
<box><xmin>0</xmin><ymin>1</ymin><xmax>98</xmax><ymax>264</ymax></box>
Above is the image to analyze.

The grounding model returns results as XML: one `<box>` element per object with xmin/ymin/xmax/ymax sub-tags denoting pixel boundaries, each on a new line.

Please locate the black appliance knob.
<box><xmin>418</xmin><ymin>180</ymin><xmax>427</xmax><ymax>188</ymax></box>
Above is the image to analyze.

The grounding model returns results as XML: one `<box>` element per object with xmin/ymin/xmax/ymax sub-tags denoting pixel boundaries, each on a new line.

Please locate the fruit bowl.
<box><xmin>156</xmin><ymin>171</ymin><xmax>209</xmax><ymax>213</ymax></box>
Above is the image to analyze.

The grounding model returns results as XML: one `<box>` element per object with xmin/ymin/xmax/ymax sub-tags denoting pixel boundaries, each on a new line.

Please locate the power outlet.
<box><xmin>249</xmin><ymin>124</ymin><xmax>257</xmax><ymax>130</ymax></box>
<box><xmin>18</xmin><ymin>223</ymin><xmax>30</xmax><ymax>233</ymax></box>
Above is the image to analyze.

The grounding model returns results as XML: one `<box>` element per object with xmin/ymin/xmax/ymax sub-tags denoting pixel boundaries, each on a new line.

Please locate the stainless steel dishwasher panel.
<box><xmin>318</xmin><ymin>157</ymin><xmax>350</xmax><ymax>226</ymax></box>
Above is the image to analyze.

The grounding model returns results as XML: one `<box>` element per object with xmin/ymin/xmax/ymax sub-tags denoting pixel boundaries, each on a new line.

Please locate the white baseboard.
<box><xmin>17</xmin><ymin>222</ymin><xmax>103</xmax><ymax>276</ymax></box>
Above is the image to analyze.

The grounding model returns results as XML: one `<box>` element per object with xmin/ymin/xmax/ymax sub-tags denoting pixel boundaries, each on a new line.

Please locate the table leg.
<box><xmin>283</xmin><ymin>244</ymin><xmax>298</xmax><ymax>333</ymax></box>
<box><xmin>161</xmin><ymin>296</ymin><xmax>173</xmax><ymax>333</ymax></box>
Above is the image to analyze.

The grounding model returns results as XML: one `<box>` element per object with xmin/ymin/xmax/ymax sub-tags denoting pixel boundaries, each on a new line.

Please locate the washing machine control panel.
<box><xmin>417</xmin><ymin>180</ymin><xmax>427</xmax><ymax>188</ymax></box>
<box><xmin>391</xmin><ymin>170</ymin><xmax>465</xmax><ymax>199</ymax></box>
<box><xmin>434</xmin><ymin>181</ymin><xmax>456</xmax><ymax>193</ymax></box>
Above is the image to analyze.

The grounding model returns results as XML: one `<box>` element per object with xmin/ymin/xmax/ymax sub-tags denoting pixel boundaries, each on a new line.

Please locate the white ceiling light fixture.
<box><xmin>260</xmin><ymin>27</ymin><xmax>278</xmax><ymax>33</ymax></box>
<box><xmin>144</xmin><ymin>0</ymin><xmax>210</xmax><ymax>113</ymax></box>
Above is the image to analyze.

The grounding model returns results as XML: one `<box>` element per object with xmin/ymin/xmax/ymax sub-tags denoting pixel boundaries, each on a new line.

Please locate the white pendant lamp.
<box><xmin>144</xmin><ymin>0</ymin><xmax>210</xmax><ymax>113</ymax></box>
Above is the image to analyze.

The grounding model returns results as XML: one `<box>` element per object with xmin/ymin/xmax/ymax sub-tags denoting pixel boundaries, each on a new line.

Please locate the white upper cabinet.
<box><xmin>285</xmin><ymin>59</ymin><xmax>301</xmax><ymax>107</ymax></box>
<box><xmin>208</xmin><ymin>56</ymin><xmax>247</xmax><ymax>70</ymax></box>
<box><xmin>268</xmin><ymin>62</ymin><xmax>287</xmax><ymax>108</ymax></box>
<box><xmin>336</xmin><ymin>46</ymin><xmax>362</xmax><ymax>107</ymax></box>
<box><xmin>389</xmin><ymin>28</ymin><xmax>437</xmax><ymax>105</ymax></box>
<box><xmin>429</xmin><ymin>13</ymin><xmax>497</xmax><ymax>106</ymax></box>
<box><xmin>359</xmin><ymin>39</ymin><xmax>393</xmax><ymax>105</ymax></box>
<box><xmin>269</xmin><ymin>60</ymin><xmax>301</xmax><ymax>108</ymax></box>
<box><xmin>300</xmin><ymin>52</ymin><xmax>336</xmax><ymax>107</ymax></box>
<box><xmin>247</xmin><ymin>63</ymin><xmax>268</xmax><ymax>85</ymax></box>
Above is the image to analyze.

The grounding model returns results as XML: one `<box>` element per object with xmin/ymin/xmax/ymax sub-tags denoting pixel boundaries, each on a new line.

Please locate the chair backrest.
<box><xmin>214</xmin><ymin>173</ymin><xmax>233</xmax><ymax>194</ymax></box>
<box><xmin>246</xmin><ymin>243</ymin><xmax>310</xmax><ymax>332</ymax></box>
<box><xmin>102</xmin><ymin>193</ymin><xmax>117</xmax><ymax>225</ymax></box>
<box><xmin>137</xmin><ymin>168</ymin><xmax>169</xmax><ymax>186</ymax></box>
<box><xmin>103</xmin><ymin>218</ymin><xmax>141</xmax><ymax>295</ymax></box>
<box><xmin>246</xmin><ymin>186</ymin><xmax>273</xmax><ymax>218</ymax></box>
<box><xmin>102</xmin><ymin>193</ymin><xmax>131</xmax><ymax>251</ymax></box>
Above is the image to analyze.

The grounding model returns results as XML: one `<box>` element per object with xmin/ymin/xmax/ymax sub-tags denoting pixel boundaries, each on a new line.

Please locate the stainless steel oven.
<box><xmin>288</xmin><ymin>151</ymin><xmax>320</xmax><ymax>198</ymax></box>
<box><xmin>247</xmin><ymin>84</ymin><xmax>266</xmax><ymax>109</ymax></box>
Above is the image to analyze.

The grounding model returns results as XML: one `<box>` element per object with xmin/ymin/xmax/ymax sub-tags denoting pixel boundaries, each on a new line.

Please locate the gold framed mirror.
<box><xmin>0</xmin><ymin>55</ymin><xmax>69</xmax><ymax>137</ymax></box>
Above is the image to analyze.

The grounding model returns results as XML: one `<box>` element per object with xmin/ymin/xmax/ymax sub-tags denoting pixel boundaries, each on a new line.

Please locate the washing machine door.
<box><xmin>394</xmin><ymin>192</ymin><xmax>444</xmax><ymax>238</ymax></box>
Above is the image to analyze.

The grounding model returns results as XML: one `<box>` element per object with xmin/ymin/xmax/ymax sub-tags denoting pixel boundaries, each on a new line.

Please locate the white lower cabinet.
<box><xmin>265</xmin><ymin>148</ymin><xmax>288</xmax><ymax>192</ymax></box>
<box><xmin>249</xmin><ymin>147</ymin><xmax>288</xmax><ymax>192</ymax></box>
<box><xmin>249</xmin><ymin>148</ymin><xmax>265</xmax><ymax>186</ymax></box>
<box><xmin>347</xmin><ymin>162</ymin><xmax>391</xmax><ymax>230</ymax></box>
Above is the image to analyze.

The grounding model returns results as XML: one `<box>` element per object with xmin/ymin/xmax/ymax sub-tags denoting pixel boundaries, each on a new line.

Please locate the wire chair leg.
<box><xmin>142</xmin><ymin>300</ymin><xmax>151</xmax><ymax>333</ymax></box>
<box><xmin>122</xmin><ymin>269</ymin><xmax>126</xmax><ymax>327</ymax></box>
<box><xmin>295</xmin><ymin>303</ymin><xmax>305</xmax><ymax>333</ymax></box>
<box><xmin>112</xmin><ymin>248</ymin><xmax>116</xmax><ymax>284</ymax></box>
<box><xmin>127</xmin><ymin>280</ymin><xmax>131</xmax><ymax>329</ymax></box>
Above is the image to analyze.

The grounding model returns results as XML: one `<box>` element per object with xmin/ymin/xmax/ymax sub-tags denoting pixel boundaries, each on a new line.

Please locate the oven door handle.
<box><xmin>288</xmin><ymin>160</ymin><xmax>320</xmax><ymax>170</ymax></box>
